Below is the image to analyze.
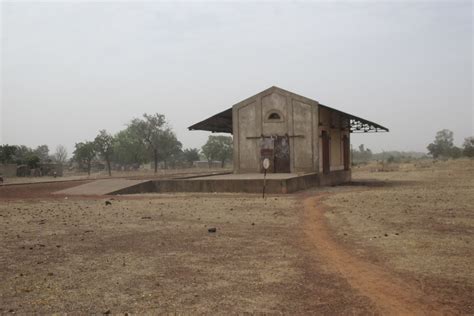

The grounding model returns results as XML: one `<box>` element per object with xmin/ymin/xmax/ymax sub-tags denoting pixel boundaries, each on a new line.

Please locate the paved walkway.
<box><xmin>54</xmin><ymin>179</ymin><xmax>149</xmax><ymax>196</ymax></box>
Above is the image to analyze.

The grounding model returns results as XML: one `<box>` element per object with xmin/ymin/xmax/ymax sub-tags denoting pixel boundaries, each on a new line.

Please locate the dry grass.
<box><xmin>324</xmin><ymin>158</ymin><xmax>474</xmax><ymax>313</ymax></box>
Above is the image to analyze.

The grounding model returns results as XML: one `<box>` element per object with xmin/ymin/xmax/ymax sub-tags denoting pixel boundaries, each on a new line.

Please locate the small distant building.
<box><xmin>189</xmin><ymin>86</ymin><xmax>388</xmax><ymax>184</ymax></box>
<box><xmin>39</xmin><ymin>163</ymin><xmax>63</xmax><ymax>177</ymax></box>
<box><xmin>15</xmin><ymin>163</ymin><xmax>63</xmax><ymax>177</ymax></box>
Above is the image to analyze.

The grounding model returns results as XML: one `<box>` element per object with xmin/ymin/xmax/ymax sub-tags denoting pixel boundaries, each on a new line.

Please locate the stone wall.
<box><xmin>0</xmin><ymin>164</ymin><xmax>17</xmax><ymax>177</ymax></box>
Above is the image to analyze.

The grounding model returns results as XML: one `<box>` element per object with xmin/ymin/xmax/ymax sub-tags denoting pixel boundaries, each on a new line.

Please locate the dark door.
<box><xmin>274</xmin><ymin>136</ymin><xmax>290</xmax><ymax>173</ymax></box>
<box><xmin>342</xmin><ymin>135</ymin><xmax>350</xmax><ymax>170</ymax></box>
<box><xmin>322</xmin><ymin>131</ymin><xmax>330</xmax><ymax>174</ymax></box>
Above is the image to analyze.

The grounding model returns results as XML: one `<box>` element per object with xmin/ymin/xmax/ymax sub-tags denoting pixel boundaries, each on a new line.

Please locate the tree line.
<box><xmin>5</xmin><ymin>120</ymin><xmax>470</xmax><ymax>176</ymax></box>
<box><xmin>74</xmin><ymin>113</ymin><xmax>233</xmax><ymax>175</ymax></box>
<box><xmin>352</xmin><ymin>129</ymin><xmax>474</xmax><ymax>164</ymax></box>
<box><xmin>1</xmin><ymin>113</ymin><xmax>233</xmax><ymax>176</ymax></box>
<box><xmin>0</xmin><ymin>144</ymin><xmax>68</xmax><ymax>169</ymax></box>
<box><xmin>426</xmin><ymin>129</ymin><xmax>473</xmax><ymax>159</ymax></box>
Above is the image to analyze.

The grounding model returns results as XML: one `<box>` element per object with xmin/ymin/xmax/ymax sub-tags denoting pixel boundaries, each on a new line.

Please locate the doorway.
<box><xmin>274</xmin><ymin>136</ymin><xmax>291</xmax><ymax>173</ymax></box>
<box><xmin>322</xmin><ymin>131</ymin><xmax>330</xmax><ymax>174</ymax></box>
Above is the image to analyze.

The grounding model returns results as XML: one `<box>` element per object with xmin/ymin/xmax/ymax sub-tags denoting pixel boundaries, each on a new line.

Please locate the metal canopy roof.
<box><xmin>188</xmin><ymin>87</ymin><xmax>388</xmax><ymax>134</ymax></box>
<box><xmin>319</xmin><ymin>104</ymin><xmax>389</xmax><ymax>133</ymax></box>
<box><xmin>188</xmin><ymin>108</ymin><xmax>233</xmax><ymax>134</ymax></box>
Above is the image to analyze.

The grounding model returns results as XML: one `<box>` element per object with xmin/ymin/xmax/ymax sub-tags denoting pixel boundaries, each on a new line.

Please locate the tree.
<box><xmin>201</xmin><ymin>135</ymin><xmax>233</xmax><ymax>168</ymax></box>
<box><xmin>54</xmin><ymin>145</ymin><xmax>68</xmax><ymax>164</ymax></box>
<box><xmin>183</xmin><ymin>148</ymin><xmax>200</xmax><ymax>167</ymax></box>
<box><xmin>9</xmin><ymin>145</ymin><xmax>42</xmax><ymax>168</ymax></box>
<box><xmin>14</xmin><ymin>145</ymin><xmax>34</xmax><ymax>165</ymax></box>
<box><xmin>112</xmin><ymin>128</ymin><xmax>148</xmax><ymax>166</ymax></box>
<box><xmin>94</xmin><ymin>130</ymin><xmax>115</xmax><ymax>176</ymax></box>
<box><xmin>463</xmin><ymin>137</ymin><xmax>474</xmax><ymax>158</ymax></box>
<box><xmin>427</xmin><ymin>129</ymin><xmax>455</xmax><ymax>158</ymax></box>
<box><xmin>351</xmin><ymin>144</ymin><xmax>373</xmax><ymax>163</ymax></box>
<box><xmin>128</xmin><ymin>113</ymin><xmax>166</xmax><ymax>173</ymax></box>
<box><xmin>26</xmin><ymin>155</ymin><xmax>40</xmax><ymax>169</ymax></box>
<box><xmin>158</xmin><ymin>129</ymin><xmax>182</xmax><ymax>169</ymax></box>
<box><xmin>34</xmin><ymin>145</ymin><xmax>50</xmax><ymax>162</ymax></box>
<box><xmin>449</xmin><ymin>146</ymin><xmax>463</xmax><ymax>159</ymax></box>
<box><xmin>73</xmin><ymin>142</ymin><xmax>96</xmax><ymax>176</ymax></box>
<box><xmin>0</xmin><ymin>145</ymin><xmax>17</xmax><ymax>164</ymax></box>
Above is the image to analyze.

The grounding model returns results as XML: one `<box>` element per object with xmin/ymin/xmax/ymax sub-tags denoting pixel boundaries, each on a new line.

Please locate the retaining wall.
<box><xmin>0</xmin><ymin>164</ymin><xmax>17</xmax><ymax>177</ymax></box>
<box><xmin>111</xmin><ymin>170</ymin><xmax>351</xmax><ymax>195</ymax></box>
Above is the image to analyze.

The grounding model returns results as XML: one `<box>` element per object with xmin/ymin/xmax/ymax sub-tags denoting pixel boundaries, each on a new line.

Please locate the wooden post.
<box><xmin>263</xmin><ymin>169</ymin><xmax>267</xmax><ymax>198</ymax></box>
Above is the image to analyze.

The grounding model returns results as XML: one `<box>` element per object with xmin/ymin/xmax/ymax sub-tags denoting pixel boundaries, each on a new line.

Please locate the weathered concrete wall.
<box><xmin>113</xmin><ymin>178</ymin><xmax>291</xmax><ymax>194</ymax></box>
<box><xmin>292</xmin><ymin>99</ymin><xmax>315</xmax><ymax>172</ymax></box>
<box><xmin>111</xmin><ymin>170</ymin><xmax>351</xmax><ymax>195</ymax></box>
<box><xmin>319</xmin><ymin>107</ymin><xmax>330</xmax><ymax>172</ymax></box>
<box><xmin>0</xmin><ymin>164</ymin><xmax>17</xmax><ymax>177</ymax></box>
<box><xmin>318</xmin><ymin>107</ymin><xmax>350</xmax><ymax>172</ymax></box>
<box><xmin>232</xmin><ymin>87</ymin><xmax>319</xmax><ymax>174</ymax></box>
<box><xmin>111</xmin><ymin>180</ymin><xmax>155</xmax><ymax>195</ymax></box>
<box><xmin>318</xmin><ymin>169</ymin><xmax>351</xmax><ymax>186</ymax></box>
<box><xmin>331</xmin><ymin>128</ymin><xmax>342</xmax><ymax>170</ymax></box>
<box><xmin>231</xmin><ymin>87</ymin><xmax>353</xmax><ymax>175</ymax></box>
<box><xmin>262</xmin><ymin>92</ymin><xmax>287</xmax><ymax>135</ymax></box>
<box><xmin>235</xmin><ymin>100</ymin><xmax>259</xmax><ymax>172</ymax></box>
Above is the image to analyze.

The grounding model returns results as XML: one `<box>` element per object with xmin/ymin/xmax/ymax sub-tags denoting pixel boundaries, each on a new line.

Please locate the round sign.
<box><xmin>262</xmin><ymin>158</ymin><xmax>270</xmax><ymax>170</ymax></box>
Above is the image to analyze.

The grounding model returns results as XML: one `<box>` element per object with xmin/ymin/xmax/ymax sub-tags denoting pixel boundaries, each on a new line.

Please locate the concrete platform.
<box><xmin>53</xmin><ymin>170</ymin><xmax>351</xmax><ymax>196</ymax></box>
<box><xmin>189</xmin><ymin>173</ymin><xmax>298</xmax><ymax>180</ymax></box>
<box><xmin>54</xmin><ymin>179</ymin><xmax>149</xmax><ymax>196</ymax></box>
<box><xmin>110</xmin><ymin>170</ymin><xmax>351</xmax><ymax>195</ymax></box>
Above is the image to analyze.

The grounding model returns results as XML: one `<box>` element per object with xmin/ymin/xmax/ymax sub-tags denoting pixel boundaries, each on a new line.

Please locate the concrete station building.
<box><xmin>54</xmin><ymin>86</ymin><xmax>388</xmax><ymax>196</ymax></box>
<box><xmin>60</xmin><ymin>86</ymin><xmax>388</xmax><ymax>196</ymax></box>
<box><xmin>189</xmin><ymin>86</ymin><xmax>388</xmax><ymax>185</ymax></box>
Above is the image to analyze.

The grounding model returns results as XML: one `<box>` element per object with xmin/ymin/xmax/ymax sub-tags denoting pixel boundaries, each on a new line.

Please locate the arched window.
<box><xmin>268</xmin><ymin>112</ymin><xmax>281</xmax><ymax>120</ymax></box>
<box><xmin>265</xmin><ymin>111</ymin><xmax>284</xmax><ymax>122</ymax></box>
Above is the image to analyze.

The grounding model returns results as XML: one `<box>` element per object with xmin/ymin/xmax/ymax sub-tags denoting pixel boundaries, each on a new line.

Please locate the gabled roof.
<box><xmin>188</xmin><ymin>86</ymin><xmax>389</xmax><ymax>134</ymax></box>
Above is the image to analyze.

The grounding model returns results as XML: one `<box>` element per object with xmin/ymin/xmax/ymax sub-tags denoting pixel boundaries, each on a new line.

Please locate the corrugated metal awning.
<box><xmin>188</xmin><ymin>108</ymin><xmax>233</xmax><ymax>134</ymax></box>
<box><xmin>319</xmin><ymin>104</ymin><xmax>389</xmax><ymax>133</ymax></box>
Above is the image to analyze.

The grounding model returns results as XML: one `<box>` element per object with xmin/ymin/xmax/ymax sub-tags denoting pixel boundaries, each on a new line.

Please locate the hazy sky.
<box><xmin>1</xmin><ymin>1</ymin><xmax>472</xmax><ymax>155</ymax></box>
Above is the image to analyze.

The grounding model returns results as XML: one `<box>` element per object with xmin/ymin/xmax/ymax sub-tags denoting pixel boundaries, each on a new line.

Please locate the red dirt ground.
<box><xmin>1</xmin><ymin>160</ymin><xmax>472</xmax><ymax>313</ymax></box>
<box><xmin>303</xmin><ymin>193</ymin><xmax>456</xmax><ymax>315</ymax></box>
<box><xmin>0</xmin><ymin>181</ymin><xmax>91</xmax><ymax>200</ymax></box>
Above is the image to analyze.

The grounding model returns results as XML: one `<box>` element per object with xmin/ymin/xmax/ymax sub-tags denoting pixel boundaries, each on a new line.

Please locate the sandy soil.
<box><xmin>0</xmin><ymin>159</ymin><xmax>472</xmax><ymax>314</ymax></box>
<box><xmin>0</xmin><ymin>192</ymin><xmax>372</xmax><ymax>314</ymax></box>
<box><xmin>321</xmin><ymin>159</ymin><xmax>474</xmax><ymax>314</ymax></box>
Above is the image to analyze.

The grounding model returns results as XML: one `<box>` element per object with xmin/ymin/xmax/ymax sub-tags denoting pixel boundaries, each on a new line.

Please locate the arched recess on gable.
<box><xmin>264</xmin><ymin>110</ymin><xmax>285</xmax><ymax>123</ymax></box>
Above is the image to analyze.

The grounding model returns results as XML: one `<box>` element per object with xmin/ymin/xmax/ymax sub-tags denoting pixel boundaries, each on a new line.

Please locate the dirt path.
<box><xmin>303</xmin><ymin>193</ymin><xmax>454</xmax><ymax>315</ymax></box>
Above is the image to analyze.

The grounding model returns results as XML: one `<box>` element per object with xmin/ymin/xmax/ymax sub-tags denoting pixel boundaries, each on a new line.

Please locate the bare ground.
<box><xmin>0</xmin><ymin>191</ymin><xmax>373</xmax><ymax>314</ymax></box>
<box><xmin>320</xmin><ymin>159</ymin><xmax>474</xmax><ymax>314</ymax></box>
<box><xmin>0</xmin><ymin>159</ymin><xmax>473</xmax><ymax>314</ymax></box>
